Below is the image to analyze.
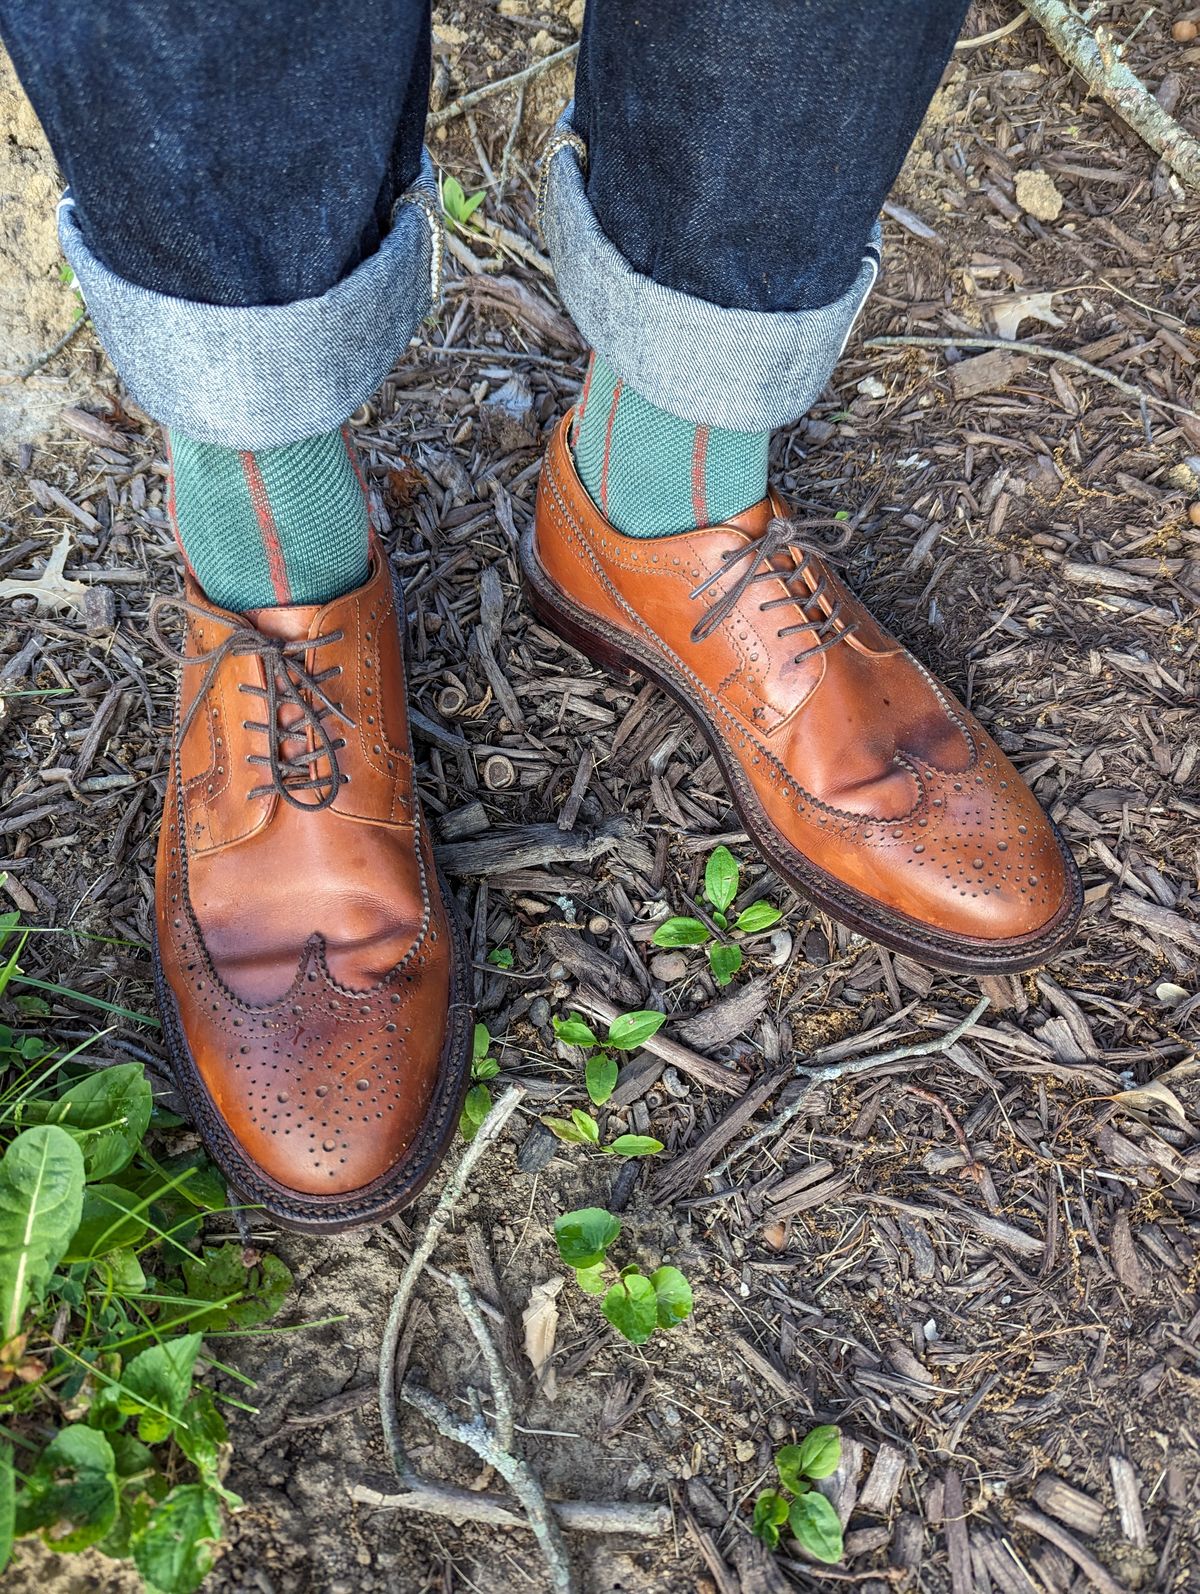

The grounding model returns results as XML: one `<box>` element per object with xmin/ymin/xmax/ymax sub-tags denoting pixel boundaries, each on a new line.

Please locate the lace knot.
<box><xmin>149</xmin><ymin>595</ymin><xmax>356</xmax><ymax>810</ymax></box>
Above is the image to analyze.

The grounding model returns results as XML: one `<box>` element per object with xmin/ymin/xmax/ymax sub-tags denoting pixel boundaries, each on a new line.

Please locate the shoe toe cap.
<box><xmin>185</xmin><ymin>955</ymin><xmax>454</xmax><ymax>1201</ymax></box>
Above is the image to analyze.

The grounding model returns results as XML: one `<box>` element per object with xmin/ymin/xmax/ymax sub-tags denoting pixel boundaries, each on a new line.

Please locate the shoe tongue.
<box><xmin>243</xmin><ymin>599</ymin><xmax>325</xmax><ymax>644</ymax></box>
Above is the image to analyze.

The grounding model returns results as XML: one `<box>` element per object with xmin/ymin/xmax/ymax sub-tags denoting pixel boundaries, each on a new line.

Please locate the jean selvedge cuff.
<box><xmin>538</xmin><ymin>106</ymin><xmax>880</xmax><ymax>433</ymax></box>
<box><xmin>58</xmin><ymin>152</ymin><xmax>443</xmax><ymax>450</ymax></box>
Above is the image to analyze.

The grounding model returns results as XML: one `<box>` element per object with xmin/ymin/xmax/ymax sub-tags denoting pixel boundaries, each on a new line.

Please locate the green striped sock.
<box><xmin>167</xmin><ymin>427</ymin><xmax>370</xmax><ymax>611</ymax></box>
<box><xmin>572</xmin><ymin>352</ymin><xmax>768</xmax><ymax>537</ymax></box>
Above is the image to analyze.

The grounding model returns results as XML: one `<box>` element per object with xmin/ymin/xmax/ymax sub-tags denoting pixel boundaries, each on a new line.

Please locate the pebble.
<box><xmin>1188</xmin><ymin>502</ymin><xmax>1200</xmax><ymax>527</ymax></box>
<box><xmin>768</xmin><ymin>929</ymin><xmax>793</xmax><ymax>967</ymax></box>
<box><xmin>650</xmin><ymin>951</ymin><xmax>688</xmax><ymax>982</ymax></box>
<box><xmin>529</xmin><ymin>996</ymin><xmax>550</xmax><ymax>1028</ymax></box>
<box><xmin>735</xmin><ymin>1439</ymin><xmax>756</xmax><ymax>1462</ymax></box>
<box><xmin>660</xmin><ymin>1065</ymin><xmax>690</xmax><ymax>1100</ymax></box>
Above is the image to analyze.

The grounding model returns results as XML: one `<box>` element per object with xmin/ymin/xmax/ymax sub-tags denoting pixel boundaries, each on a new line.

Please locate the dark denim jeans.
<box><xmin>0</xmin><ymin>0</ymin><xmax>968</xmax><ymax>443</ymax></box>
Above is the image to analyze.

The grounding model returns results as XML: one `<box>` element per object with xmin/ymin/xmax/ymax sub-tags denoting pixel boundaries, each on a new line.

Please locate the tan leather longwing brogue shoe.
<box><xmin>524</xmin><ymin>415</ymin><xmax>1082</xmax><ymax>973</ymax></box>
<box><xmin>151</xmin><ymin>541</ymin><xmax>472</xmax><ymax>1231</ymax></box>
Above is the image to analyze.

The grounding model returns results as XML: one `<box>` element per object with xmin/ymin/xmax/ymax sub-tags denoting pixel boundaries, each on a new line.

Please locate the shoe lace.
<box><xmin>688</xmin><ymin>515</ymin><xmax>860</xmax><ymax>662</ymax></box>
<box><xmin>149</xmin><ymin>595</ymin><xmax>356</xmax><ymax>810</ymax></box>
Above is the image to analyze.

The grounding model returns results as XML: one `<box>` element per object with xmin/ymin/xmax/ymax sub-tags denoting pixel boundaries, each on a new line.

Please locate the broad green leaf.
<box><xmin>708</xmin><ymin>942</ymin><xmax>743</xmax><ymax>986</ymax></box>
<box><xmin>0</xmin><ymin>1124</ymin><xmax>85</xmax><ymax>1340</ymax></box>
<box><xmin>131</xmin><ymin>1483</ymin><xmax>224</xmax><ymax>1594</ymax></box>
<box><xmin>574</xmin><ymin>1262</ymin><xmax>606</xmax><ymax>1295</ymax></box>
<box><xmin>472</xmin><ymin>1023</ymin><xmax>491</xmax><ymax>1063</ymax></box>
<box><xmin>571</xmin><ymin>1108</ymin><xmax>600</xmax><ymax>1144</ymax></box>
<box><xmin>118</xmin><ymin>1333</ymin><xmax>203</xmax><ymax>1443</ymax></box>
<box><xmin>735</xmin><ymin>901</ymin><xmax>783</xmax><ymax>935</ymax></box>
<box><xmin>178</xmin><ymin>1243</ymin><xmax>293</xmax><ymax>1332</ymax></box>
<box><xmin>650</xmin><ymin>1265</ymin><xmax>693</xmax><ymax>1327</ymax></box>
<box><xmin>472</xmin><ymin>1057</ymin><xmax>500</xmax><ymax>1081</ymax></box>
<box><xmin>796</xmin><ymin>1424</ymin><xmax>841</xmax><ymax>1480</ymax></box>
<box><xmin>585</xmin><ymin>1052</ymin><xmax>618</xmax><ymax>1106</ymax></box>
<box><xmin>443</xmin><ymin>174</ymin><xmax>465</xmax><ymax>215</ymax></box>
<box><xmin>606</xmin><ymin>1009</ymin><xmax>665</xmax><ymax>1051</ymax></box>
<box><xmin>14</xmin><ymin>1424</ymin><xmax>118</xmax><ymax>1552</ymax></box>
<box><xmin>24</xmin><ymin>1062</ymin><xmax>152</xmax><ymax>1179</ymax></box>
<box><xmin>553</xmin><ymin>1014</ymin><xmax>598</xmax><ymax>1048</ymax></box>
<box><xmin>776</xmin><ymin>1444</ymin><xmax>808</xmax><ymax>1495</ymax></box>
<box><xmin>460</xmin><ymin>1083</ymin><xmax>493</xmax><ymax>1141</ymax></box>
<box><xmin>554</xmin><ymin>1207</ymin><xmax>621</xmax><ymax>1269</ymax></box>
<box><xmin>607</xmin><ymin>1135</ymin><xmax>664</xmax><ymax>1158</ymax></box>
<box><xmin>651</xmin><ymin>917</ymin><xmax>710</xmax><ymax>948</ymax></box>
<box><xmin>788</xmin><ymin>1489</ymin><xmax>844</xmax><ymax>1564</ymax></box>
<box><xmin>542</xmin><ymin>1116</ymin><xmax>593</xmax><ymax>1146</ymax></box>
<box><xmin>176</xmin><ymin>1388</ymin><xmax>234</xmax><ymax>1496</ymax></box>
<box><xmin>63</xmin><ymin>1182</ymin><xmax>149</xmax><ymax>1261</ymax></box>
<box><xmin>487</xmin><ymin>946</ymin><xmax>514</xmax><ymax>968</ymax></box>
<box><xmin>0</xmin><ymin>1440</ymin><xmax>12</xmax><ymax>1576</ymax></box>
<box><xmin>751</xmin><ymin>1489</ymin><xmax>789</xmax><ymax>1549</ymax></box>
<box><xmin>109</xmin><ymin>1433</ymin><xmax>155</xmax><ymax>1479</ymax></box>
<box><xmin>601</xmin><ymin>1272</ymin><xmax>658</xmax><ymax>1344</ymax></box>
<box><xmin>459</xmin><ymin>188</ymin><xmax>485</xmax><ymax>221</ymax></box>
<box><xmin>704</xmin><ymin>845</ymin><xmax>739</xmax><ymax>913</ymax></box>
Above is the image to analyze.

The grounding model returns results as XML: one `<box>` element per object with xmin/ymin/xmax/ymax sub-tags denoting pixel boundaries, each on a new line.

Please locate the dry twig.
<box><xmin>711</xmin><ymin>998</ymin><xmax>990</xmax><ymax>1181</ymax></box>
<box><xmin>428</xmin><ymin>43</ymin><xmax>579</xmax><ymax>129</ymax></box>
<box><xmin>864</xmin><ymin>335</ymin><xmax>1199</xmax><ymax>426</ymax></box>
<box><xmin>377</xmin><ymin>1084</ymin><xmax>524</xmax><ymax>1476</ymax></box>
<box><xmin>1025</xmin><ymin>0</ymin><xmax>1200</xmax><ymax>190</ymax></box>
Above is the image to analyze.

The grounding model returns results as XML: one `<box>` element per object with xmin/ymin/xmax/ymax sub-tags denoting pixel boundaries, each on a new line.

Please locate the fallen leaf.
<box><xmin>522</xmin><ymin>1275</ymin><xmax>564</xmax><ymax>1391</ymax></box>
<box><xmin>1109</xmin><ymin>1080</ymin><xmax>1195</xmax><ymax>1135</ymax></box>
<box><xmin>0</xmin><ymin>532</ymin><xmax>89</xmax><ymax>616</ymax></box>
<box><xmin>991</xmin><ymin>290</ymin><xmax>1065</xmax><ymax>342</ymax></box>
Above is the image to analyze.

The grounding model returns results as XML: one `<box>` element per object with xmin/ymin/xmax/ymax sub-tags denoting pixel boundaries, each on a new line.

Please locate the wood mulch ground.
<box><xmin>1</xmin><ymin>3</ymin><xmax>1197</xmax><ymax>1591</ymax></box>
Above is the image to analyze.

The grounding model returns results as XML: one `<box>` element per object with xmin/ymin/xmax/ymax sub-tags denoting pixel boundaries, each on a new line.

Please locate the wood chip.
<box><xmin>858</xmin><ymin>1443</ymin><xmax>907</xmax><ymax>1514</ymax></box>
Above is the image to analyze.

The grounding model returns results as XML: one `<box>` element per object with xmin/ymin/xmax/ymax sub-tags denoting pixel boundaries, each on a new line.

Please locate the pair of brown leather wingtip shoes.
<box><xmin>151</xmin><ymin>415</ymin><xmax>1081</xmax><ymax>1232</ymax></box>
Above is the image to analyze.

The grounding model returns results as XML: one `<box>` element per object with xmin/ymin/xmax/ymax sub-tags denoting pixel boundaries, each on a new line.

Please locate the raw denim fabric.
<box><xmin>541</xmin><ymin>114</ymin><xmax>881</xmax><ymax>431</ymax></box>
<box><xmin>572</xmin><ymin>0</ymin><xmax>971</xmax><ymax>313</ymax></box>
<box><xmin>56</xmin><ymin>160</ymin><xmax>440</xmax><ymax>449</ymax></box>
<box><xmin>0</xmin><ymin>0</ymin><xmax>431</xmax><ymax>305</ymax></box>
<box><xmin>0</xmin><ymin>0</ymin><xmax>968</xmax><ymax>441</ymax></box>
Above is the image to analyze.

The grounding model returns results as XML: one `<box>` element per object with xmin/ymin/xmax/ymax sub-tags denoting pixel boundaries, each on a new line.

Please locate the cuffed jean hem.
<box><xmin>538</xmin><ymin>110</ymin><xmax>880</xmax><ymax>433</ymax></box>
<box><xmin>57</xmin><ymin>153</ymin><xmax>443</xmax><ymax>450</ymax></box>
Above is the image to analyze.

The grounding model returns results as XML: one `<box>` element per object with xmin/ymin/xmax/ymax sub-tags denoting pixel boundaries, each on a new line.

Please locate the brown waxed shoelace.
<box><xmin>688</xmin><ymin>515</ymin><xmax>860</xmax><ymax>661</ymax></box>
<box><xmin>149</xmin><ymin>595</ymin><xmax>356</xmax><ymax>810</ymax></box>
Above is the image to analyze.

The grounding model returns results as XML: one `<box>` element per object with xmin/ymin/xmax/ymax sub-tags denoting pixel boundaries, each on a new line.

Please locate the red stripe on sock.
<box><xmin>241</xmin><ymin>453</ymin><xmax>292</xmax><ymax>604</ymax></box>
<box><xmin>599</xmin><ymin>378</ymin><xmax>623</xmax><ymax>515</ymax></box>
<box><xmin>691</xmin><ymin>428</ymin><xmax>710</xmax><ymax>526</ymax></box>
<box><xmin>163</xmin><ymin>432</ymin><xmax>200</xmax><ymax>585</ymax></box>
<box><xmin>573</xmin><ymin>352</ymin><xmax>596</xmax><ymax>447</ymax></box>
<box><xmin>342</xmin><ymin>424</ymin><xmax>370</xmax><ymax>505</ymax></box>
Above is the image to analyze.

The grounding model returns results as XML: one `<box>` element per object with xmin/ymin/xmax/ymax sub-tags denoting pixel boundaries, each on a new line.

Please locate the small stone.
<box><xmin>1015</xmin><ymin>169</ymin><xmax>1064</xmax><ymax>223</ymax></box>
<box><xmin>1156</xmin><ymin>982</ymin><xmax>1188</xmax><ymax>1007</ymax></box>
<box><xmin>1172</xmin><ymin>18</ymin><xmax>1197</xmax><ymax>41</ymax></box>
<box><xmin>650</xmin><ymin>951</ymin><xmax>688</xmax><ymax>982</ymax></box>
<box><xmin>768</xmin><ymin>929</ymin><xmax>793</xmax><ymax>967</ymax></box>
<box><xmin>856</xmin><ymin>375</ymin><xmax>887</xmax><ymax>399</ymax></box>
<box><xmin>735</xmin><ymin>1439</ymin><xmax>756</xmax><ymax>1462</ymax></box>
<box><xmin>1188</xmin><ymin>502</ymin><xmax>1200</xmax><ymax>527</ymax></box>
<box><xmin>529</xmin><ymin>996</ymin><xmax>551</xmax><ymax>1028</ymax></box>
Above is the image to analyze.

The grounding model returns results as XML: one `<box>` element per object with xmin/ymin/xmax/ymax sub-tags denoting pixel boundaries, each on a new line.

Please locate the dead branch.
<box><xmin>1025</xmin><ymin>0</ymin><xmax>1200</xmax><ymax>190</ymax></box>
<box><xmin>710</xmin><ymin>998</ymin><xmax>990</xmax><ymax>1180</ymax></box>
<box><xmin>349</xmin><ymin>1477</ymin><xmax>671</xmax><ymax>1537</ymax></box>
<box><xmin>377</xmin><ymin>1084</ymin><xmax>524</xmax><ymax>1478</ymax></box>
<box><xmin>428</xmin><ymin>42</ymin><xmax>579</xmax><ymax>129</ymax></box>
<box><xmin>863</xmin><ymin>335</ymin><xmax>1200</xmax><ymax>427</ymax></box>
